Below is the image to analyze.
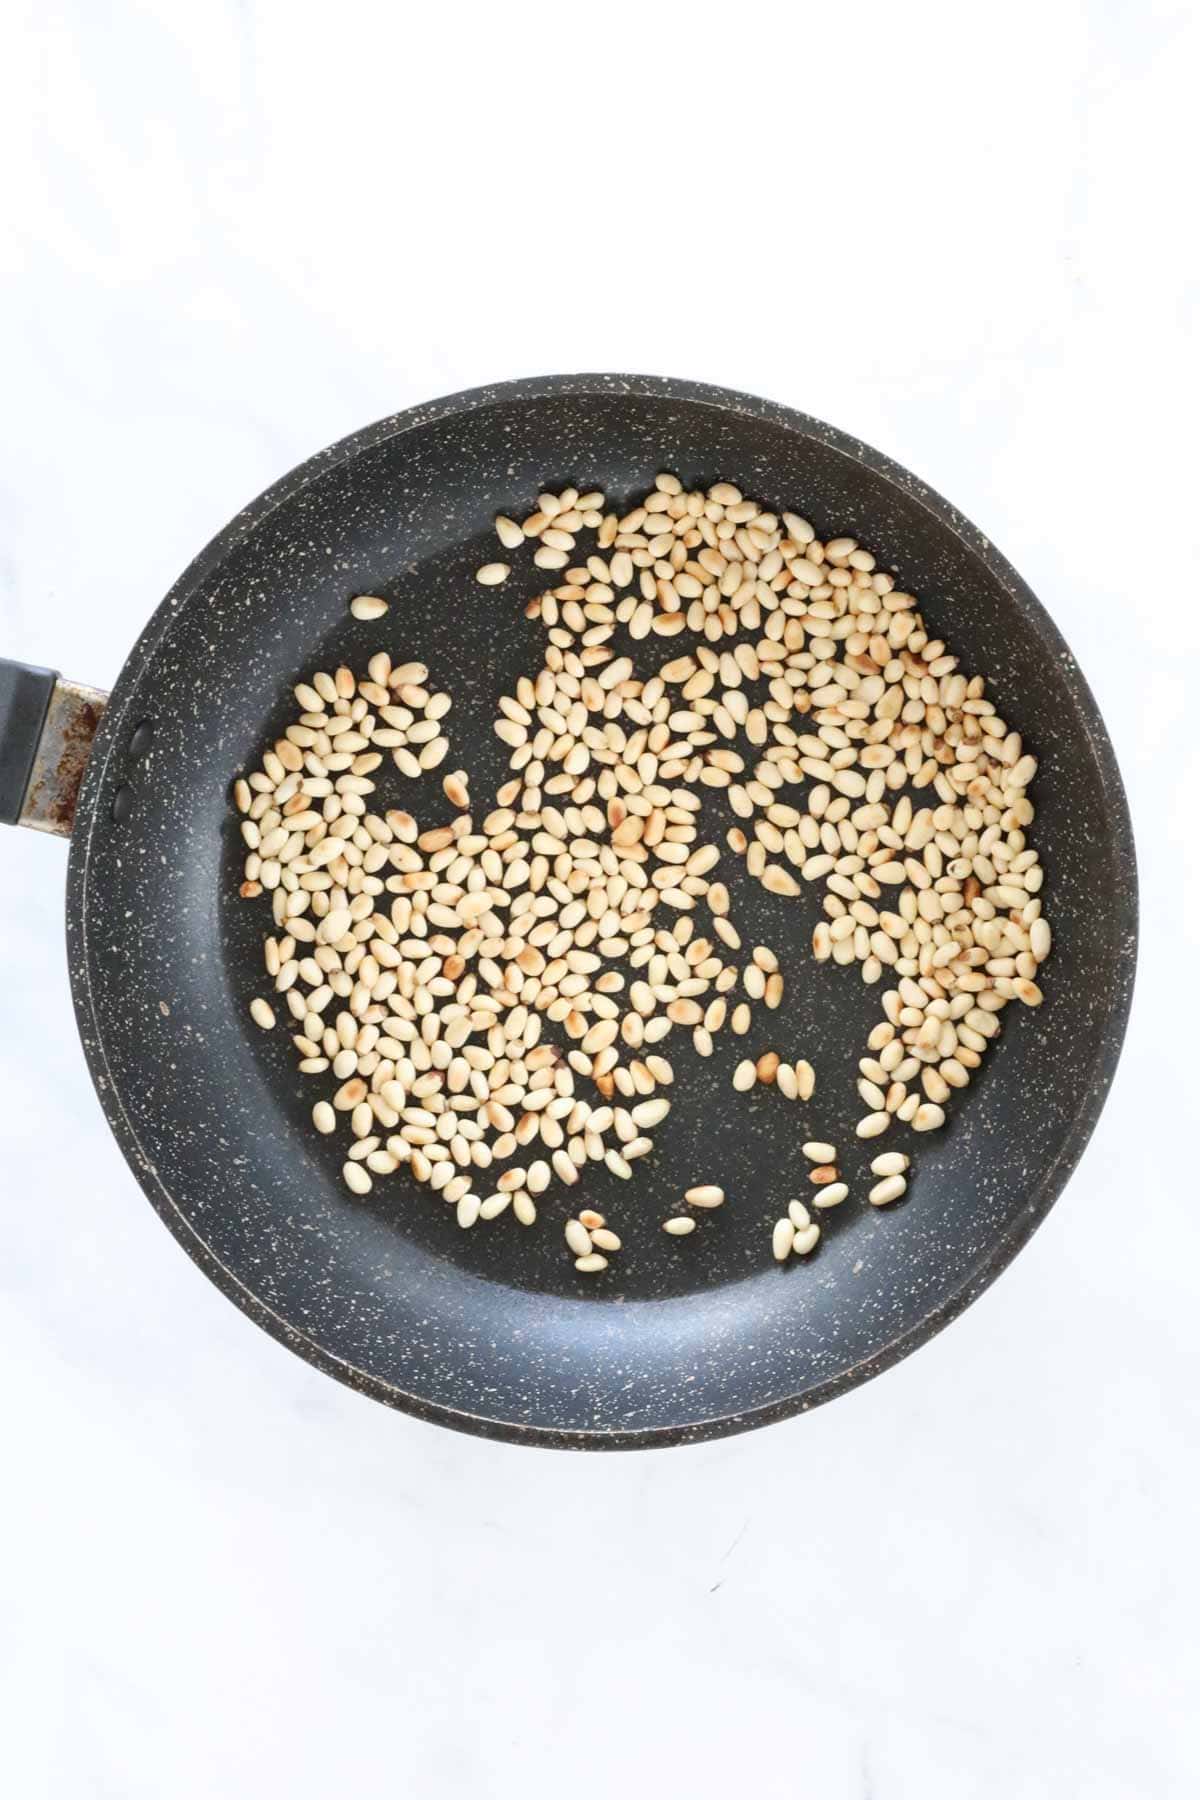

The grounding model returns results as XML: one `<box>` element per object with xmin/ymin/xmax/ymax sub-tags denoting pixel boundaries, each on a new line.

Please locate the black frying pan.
<box><xmin>0</xmin><ymin>375</ymin><xmax>1137</xmax><ymax>1448</ymax></box>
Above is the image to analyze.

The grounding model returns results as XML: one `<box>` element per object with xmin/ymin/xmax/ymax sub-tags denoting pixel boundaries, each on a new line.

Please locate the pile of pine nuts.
<box><xmin>565</xmin><ymin>1208</ymin><xmax>620</xmax><ymax>1273</ymax></box>
<box><xmin>234</xmin><ymin>470</ymin><xmax>1049</xmax><ymax>1268</ymax></box>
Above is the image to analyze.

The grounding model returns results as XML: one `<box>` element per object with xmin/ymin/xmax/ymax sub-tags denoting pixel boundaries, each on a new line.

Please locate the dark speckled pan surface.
<box><xmin>65</xmin><ymin>375</ymin><xmax>1137</xmax><ymax>1448</ymax></box>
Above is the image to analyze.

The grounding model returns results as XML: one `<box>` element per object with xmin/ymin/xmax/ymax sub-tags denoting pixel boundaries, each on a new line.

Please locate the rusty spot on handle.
<box><xmin>21</xmin><ymin>678</ymin><xmax>108</xmax><ymax>837</ymax></box>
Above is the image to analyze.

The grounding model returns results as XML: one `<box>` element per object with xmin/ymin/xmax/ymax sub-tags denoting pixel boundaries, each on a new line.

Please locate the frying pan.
<box><xmin>0</xmin><ymin>374</ymin><xmax>1137</xmax><ymax>1448</ymax></box>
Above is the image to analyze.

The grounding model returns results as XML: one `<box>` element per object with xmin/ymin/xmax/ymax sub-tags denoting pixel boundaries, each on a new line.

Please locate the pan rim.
<box><xmin>66</xmin><ymin>372</ymin><xmax>1139</xmax><ymax>1448</ymax></box>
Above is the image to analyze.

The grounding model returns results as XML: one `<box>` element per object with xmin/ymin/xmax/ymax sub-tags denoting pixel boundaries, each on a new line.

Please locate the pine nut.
<box><xmin>684</xmin><ymin>1185</ymin><xmax>725</xmax><ymax>1208</ymax></box>
<box><xmin>792</xmin><ymin>1222</ymin><xmax>820</xmax><ymax>1255</ymax></box>
<box><xmin>869</xmin><ymin>1175</ymin><xmax>908</xmax><ymax>1206</ymax></box>
<box><xmin>855</xmin><ymin>1112</ymin><xmax>891</xmax><ymax>1138</ymax></box>
<box><xmin>349</xmin><ymin>594</ymin><xmax>389</xmax><ymax>620</ymax></box>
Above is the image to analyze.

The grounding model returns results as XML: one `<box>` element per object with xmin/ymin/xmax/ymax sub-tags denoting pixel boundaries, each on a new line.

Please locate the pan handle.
<box><xmin>0</xmin><ymin>659</ymin><xmax>108</xmax><ymax>838</ymax></box>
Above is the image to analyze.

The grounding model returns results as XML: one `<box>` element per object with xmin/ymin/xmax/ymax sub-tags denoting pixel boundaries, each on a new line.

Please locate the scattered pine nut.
<box><xmin>663</xmin><ymin>1217</ymin><xmax>696</xmax><ymax>1236</ymax></box>
<box><xmin>771</xmin><ymin>1218</ymin><xmax>794</xmax><ymax>1261</ymax></box>
<box><xmin>795</xmin><ymin>1061</ymin><xmax>815</xmax><ymax>1101</ymax></box>
<box><xmin>812</xmin><ymin>1181</ymin><xmax>848</xmax><ymax>1208</ymax></box>
<box><xmin>249</xmin><ymin>997</ymin><xmax>275</xmax><ymax>1030</ymax></box>
<box><xmin>684</xmin><ymin>1185</ymin><xmax>725</xmax><ymax>1208</ymax></box>
<box><xmin>633</xmin><ymin>1097</ymin><xmax>671</xmax><ymax>1128</ymax></box>
<box><xmin>442</xmin><ymin>770</ymin><xmax>470</xmax><ymax>809</ymax></box>
<box><xmin>475</xmin><ymin>563</ymin><xmax>510</xmax><ymax>586</ymax></box>
<box><xmin>776</xmin><ymin>1064</ymin><xmax>799</xmax><ymax>1101</ymax></box>
<box><xmin>494</xmin><ymin>516</ymin><xmax>523</xmax><ymax>550</ymax></box>
<box><xmin>763</xmin><ymin>865</ymin><xmax>800</xmax><ymax>897</ymax></box>
<box><xmin>871</xmin><ymin>1152</ymin><xmax>910</xmax><ymax>1177</ymax></box>
<box><xmin>575</xmin><ymin>1252</ymin><xmax>608</xmax><ymax>1273</ymax></box>
<box><xmin>802</xmin><ymin>1141</ymin><xmax>836</xmax><ymax>1163</ymax></box>
<box><xmin>856</xmin><ymin>1112</ymin><xmax>891</xmax><ymax>1139</ymax></box>
<box><xmin>349</xmin><ymin>594</ymin><xmax>389</xmax><ymax>620</ymax></box>
<box><xmin>565</xmin><ymin>1219</ymin><xmax>592</xmax><ymax>1258</ymax></box>
<box><xmin>869</xmin><ymin>1174</ymin><xmax>908</xmax><ymax>1207</ymax></box>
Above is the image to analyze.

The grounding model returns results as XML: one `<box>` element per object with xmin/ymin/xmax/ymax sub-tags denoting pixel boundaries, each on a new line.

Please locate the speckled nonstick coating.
<box><xmin>66</xmin><ymin>375</ymin><xmax>1137</xmax><ymax>1448</ymax></box>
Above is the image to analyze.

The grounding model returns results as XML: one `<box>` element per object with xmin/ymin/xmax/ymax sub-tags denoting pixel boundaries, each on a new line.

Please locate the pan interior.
<box><xmin>72</xmin><ymin>384</ymin><xmax>1131</xmax><ymax>1440</ymax></box>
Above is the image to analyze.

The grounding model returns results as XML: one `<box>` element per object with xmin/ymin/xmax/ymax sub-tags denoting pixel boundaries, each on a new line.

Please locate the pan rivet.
<box><xmin>128</xmin><ymin>719</ymin><xmax>154</xmax><ymax>758</ymax></box>
<box><xmin>111</xmin><ymin>784</ymin><xmax>134</xmax><ymax>823</ymax></box>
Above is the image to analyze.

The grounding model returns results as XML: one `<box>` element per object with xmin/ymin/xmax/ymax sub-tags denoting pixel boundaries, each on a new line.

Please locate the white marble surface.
<box><xmin>2</xmin><ymin>3</ymin><xmax>1197</xmax><ymax>1795</ymax></box>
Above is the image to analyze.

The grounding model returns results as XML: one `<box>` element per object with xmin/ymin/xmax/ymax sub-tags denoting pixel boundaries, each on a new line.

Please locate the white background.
<box><xmin>2</xmin><ymin>3</ymin><xmax>1197</xmax><ymax>1795</ymax></box>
